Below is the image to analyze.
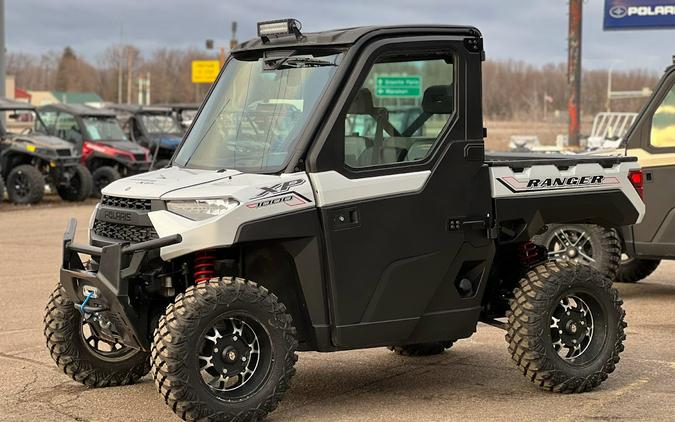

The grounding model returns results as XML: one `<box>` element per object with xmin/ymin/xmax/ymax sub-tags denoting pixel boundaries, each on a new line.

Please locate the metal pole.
<box><xmin>567</xmin><ymin>0</ymin><xmax>582</xmax><ymax>147</ymax></box>
<box><xmin>0</xmin><ymin>0</ymin><xmax>6</xmax><ymax>100</ymax></box>
<box><xmin>606</xmin><ymin>64</ymin><xmax>613</xmax><ymax>112</ymax></box>
<box><xmin>126</xmin><ymin>47</ymin><xmax>133</xmax><ymax>104</ymax></box>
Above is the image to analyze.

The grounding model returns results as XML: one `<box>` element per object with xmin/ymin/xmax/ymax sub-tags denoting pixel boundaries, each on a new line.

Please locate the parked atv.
<box><xmin>0</xmin><ymin>98</ymin><xmax>92</xmax><ymax>204</ymax></box>
<box><xmin>109</xmin><ymin>105</ymin><xmax>182</xmax><ymax>169</ymax></box>
<box><xmin>38</xmin><ymin>104</ymin><xmax>151</xmax><ymax>197</ymax></box>
<box><xmin>154</xmin><ymin>102</ymin><xmax>199</xmax><ymax>131</ymax></box>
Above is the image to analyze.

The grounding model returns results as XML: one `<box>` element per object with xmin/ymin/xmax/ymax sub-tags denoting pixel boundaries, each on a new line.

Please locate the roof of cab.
<box><xmin>107</xmin><ymin>104</ymin><xmax>172</xmax><ymax>114</ymax></box>
<box><xmin>38</xmin><ymin>103</ymin><xmax>116</xmax><ymax>117</ymax></box>
<box><xmin>0</xmin><ymin>97</ymin><xmax>35</xmax><ymax>111</ymax></box>
<box><xmin>234</xmin><ymin>24</ymin><xmax>481</xmax><ymax>53</ymax></box>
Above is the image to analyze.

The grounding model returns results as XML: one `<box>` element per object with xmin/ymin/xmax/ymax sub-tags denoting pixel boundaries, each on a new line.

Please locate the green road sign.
<box><xmin>375</xmin><ymin>75</ymin><xmax>422</xmax><ymax>97</ymax></box>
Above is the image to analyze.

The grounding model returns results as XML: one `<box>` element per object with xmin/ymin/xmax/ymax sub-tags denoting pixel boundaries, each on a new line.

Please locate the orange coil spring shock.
<box><xmin>193</xmin><ymin>250</ymin><xmax>216</xmax><ymax>283</ymax></box>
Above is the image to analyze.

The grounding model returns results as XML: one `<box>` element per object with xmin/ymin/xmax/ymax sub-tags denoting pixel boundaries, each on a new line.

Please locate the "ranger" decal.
<box><xmin>498</xmin><ymin>175</ymin><xmax>620</xmax><ymax>193</ymax></box>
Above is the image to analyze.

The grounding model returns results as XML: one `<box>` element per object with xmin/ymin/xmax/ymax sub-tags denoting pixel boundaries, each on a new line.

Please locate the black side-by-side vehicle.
<box><xmin>0</xmin><ymin>98</ymin><xmax>92</xmax><ymax>204</ymax></box>
<box><xmin>109</xmin><ymin>104</ymin><xmax>183</xmax><ymax>169</ymax></box>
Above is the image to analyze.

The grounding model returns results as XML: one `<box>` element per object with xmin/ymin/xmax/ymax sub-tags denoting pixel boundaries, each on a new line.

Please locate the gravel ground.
<box><xmin>1</xmin><ymin>203</ymin><xmax>673</xmax><ymax>421</ymax></box>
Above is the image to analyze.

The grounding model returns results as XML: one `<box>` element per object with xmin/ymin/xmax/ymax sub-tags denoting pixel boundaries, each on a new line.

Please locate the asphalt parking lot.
<box><xmin>1</xmin><ymin>201</ymin><xmax>674</xmax><ymax>422</ymax></box>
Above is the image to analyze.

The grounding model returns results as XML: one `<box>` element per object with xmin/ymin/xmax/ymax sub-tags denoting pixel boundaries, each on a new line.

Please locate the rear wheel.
<box><xmin>7</xmin><ymin>164</ymin><xmax>44</xmax><ymax>204</ymax></box>
<box><xmin>43</xmin><ymin>284</ymin><xmax>150</xmax><ymax>387</ymax></box>
<box><xmin>389</xmin><ymin>341</ymin><xmax>453</xmax><ymax>356</ymax></box>
<box><xmin>151</xmin><ymin>278</ymin><xmax>297</xmax><ymax>422</ymax></box>
<box><xmin>616</xmin><ymin>257</ymin><xmax>660</xmax><ymax>283</ymax></box>
<box><xmin>57</xmin><ymin>165</ymin><xmax>93</xmax><ymax>201</ymax></box>
<box><xmin>506</xmin><ymin>261</ymin><xmax>626</xmax><ymax>393</ymax></box>
<box><xmin>533</xmin><ymin>224</ymin><xmax>621</xmax><ymax>281</ymax></box>
<box><xmin>92</xmin><ymin>166</ymin><xmax>121</xmax><ymax>198</ymax></box>
<box><xmin>0</xmin><ymin>175</ymin><xmax>5</xmax><ymax>202</ymax></box>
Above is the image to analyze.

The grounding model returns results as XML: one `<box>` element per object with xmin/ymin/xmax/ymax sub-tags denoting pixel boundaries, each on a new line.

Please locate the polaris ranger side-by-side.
<box><xmin>534</xmin><ymin>59</ymin><xmax>675</xmax><ymax>283</ymax></box>
<box><xmin>0</xmin><ymin>98</ymin><xmax>92</xmax><ymax>204</ymax></box>
<box><xmin>110</xmin><ymin>104</ymin><xmax>183</xmax><ymax>169</ymax></box>
<box><xmin>38</xmin><ymin>104</ymin><xmax>152</xmax><ymax>197</ymax></box>
<box><xmin>45</xmin><ymin>21</ymin><xmax>645</xmax><ymax>421</ymax></box>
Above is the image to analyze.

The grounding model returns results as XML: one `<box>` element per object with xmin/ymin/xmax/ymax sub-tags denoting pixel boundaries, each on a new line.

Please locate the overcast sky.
<box><xmin>6</xmin><ymin>0</ymin><xmax>674</xmax><ymax>71</ymax></box>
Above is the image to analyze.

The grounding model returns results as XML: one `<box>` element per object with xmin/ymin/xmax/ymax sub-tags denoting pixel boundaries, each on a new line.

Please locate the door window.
<box><xmin>343</xmin><ymin>55</ymin><xmax>454</xmax><ymax>168</ymax></box>
<box><xmin>650</xmin><ymin>84</ymin><xmax>675</xmax><ymax>148</ymax></box>
<box><xmin>55</xmin><ymin>112</ymin><xmax>83</xmax><ymax>143</ymax></box>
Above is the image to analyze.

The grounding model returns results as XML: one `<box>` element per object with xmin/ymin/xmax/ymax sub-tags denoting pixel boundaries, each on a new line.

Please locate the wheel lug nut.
<box><xmin>233</xmin><ymin>336</ymin><xmax>238</xmax><ymax>341</ymax></box>
<box><xmin>242</xmin><ymin>356</ymin><xmax>247</xmax><ymax>362</ymax></box>
<box><xmin>214</xmin><ymin>348</ymin><xmax>219</xmax><ymax>352</ymax></box>
<box><xmin>559</xmin><ymin>330</ymin><xmax>563</xmax><ymax>334</ymax></box>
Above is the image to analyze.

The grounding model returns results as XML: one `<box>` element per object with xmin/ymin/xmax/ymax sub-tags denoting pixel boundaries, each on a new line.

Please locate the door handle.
<box><xmin>331</xmin><ymin>207</ymin><xmax>359</xmax><ymax>230</ymax></box>
<box><xmin>644</xmin><ymin>171</ymin><xmax>653</xmax><ymax>183</ymax></box>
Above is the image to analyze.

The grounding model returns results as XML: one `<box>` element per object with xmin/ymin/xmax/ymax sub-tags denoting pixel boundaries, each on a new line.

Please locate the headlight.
<box><xmin>166</xmin><ymin>198</ymin><xmax>239</xmax><ymax>221</ymax></box>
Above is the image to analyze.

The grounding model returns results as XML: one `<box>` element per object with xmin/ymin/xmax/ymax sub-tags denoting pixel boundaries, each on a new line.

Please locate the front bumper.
<box><xmin>60</xmin><ymin>218</ymin><xmax>181</xmax><ymax>350</ymax></box>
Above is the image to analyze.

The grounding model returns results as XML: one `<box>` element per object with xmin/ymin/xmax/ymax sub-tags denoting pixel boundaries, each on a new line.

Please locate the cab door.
<box><xmin>626</xmin><ymin>69</ymin><xmax>675</xmax><ymax>258</ymax></box>
<box><xmin>307</xmin><ymin>37</ymin><xmax>493</xmax><ymax>349</ymax></box>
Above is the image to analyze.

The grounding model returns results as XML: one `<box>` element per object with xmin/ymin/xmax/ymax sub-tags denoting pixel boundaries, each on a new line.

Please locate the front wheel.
<box><xmin>506</xmin><ymin>261</ymin><xmax>626</xmax><ymax>393</ymax></box>
<box><xmin>43</xmin><ymin>284</ymin><xmax>151</xmax><ymax>387</ymax></box>
<box><xmin>7</xmin><ymin>164</ymin><xmax>44</xmax><ymax>204</ymax></box>
<box><xmin>92</xmin><ymin>166</ymin><xmax>121</xmax><ymax>198</ymax></box>
<box><xmin>532</xmin><ymin>224</ymin><xmax>621</xmax><ymax>281</ymax></box>
<box><xmin>57</xmin><ymin>165</ymin><xmax>93</xmax><ymax>201</ymax></box>
<box><xmin>151</xmin><ymin>278</ymin><xmax>298</xmax><ymax>422</ymax></box>
<box><xmin>616</xmin><ymin>257</ymin><xmax>660</xmax><ymax>283</ymax></box>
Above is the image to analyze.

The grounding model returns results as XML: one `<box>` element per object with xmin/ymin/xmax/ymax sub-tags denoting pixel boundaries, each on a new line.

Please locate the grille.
<box><xmin>56</xmin><ymin>148</ymin><xmax>72</xmax><ymax>156</ymax></box>
<box><xmin>101</xmin><ymin>195</ymin><xmax>151</xmax><ymax>211</ymax></box>
<box><xmin>93</xmin><ymin>220</ymin><xmax>158</xmax><ymax>243</ymax></box>
<box><xmin>134</xmin><ymin>153</ymin><xmax>147</xmax><ymax>161</ymax></box>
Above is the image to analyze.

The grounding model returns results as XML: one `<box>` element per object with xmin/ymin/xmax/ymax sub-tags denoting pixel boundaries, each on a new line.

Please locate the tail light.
<box><xmin>628</xmin><ymin>169</ymin><xmax>644</xmax><ymax>200</ymax></box>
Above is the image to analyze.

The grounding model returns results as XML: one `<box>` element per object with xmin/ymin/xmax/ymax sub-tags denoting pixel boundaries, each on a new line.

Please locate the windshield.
<box><xmin>83</xmin><ymin>116</ymin><xmax>127</xmax><ymax>141</ymax></box>
<box><xmin>174</xmin><ymin>52</ymin><xmax>342</xmax><ymax>172</ymax></box>
<box><xmin>141</xmin><ymin>114</ymin><xmax>181</xmax><ymax>135</ymax></box>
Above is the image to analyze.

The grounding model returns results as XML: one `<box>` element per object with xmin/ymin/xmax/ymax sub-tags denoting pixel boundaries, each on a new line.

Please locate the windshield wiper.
<box><xmin>264</xmin><ymin>56</ymin><xmax>336</xmax><ymax>70</ymax></box>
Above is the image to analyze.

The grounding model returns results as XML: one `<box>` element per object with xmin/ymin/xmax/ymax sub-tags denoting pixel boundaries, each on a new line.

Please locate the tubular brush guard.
<box><xmin>59</xmin><ymin>218</ymin><xmax>182</xmax><ymax>350</ymax></box>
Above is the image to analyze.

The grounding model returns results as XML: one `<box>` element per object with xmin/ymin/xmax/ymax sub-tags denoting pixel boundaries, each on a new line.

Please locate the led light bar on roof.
<box><xmin>257</xmin><ymin>19</ymin><xmax>303</xmax><ymax>43</ymax></box>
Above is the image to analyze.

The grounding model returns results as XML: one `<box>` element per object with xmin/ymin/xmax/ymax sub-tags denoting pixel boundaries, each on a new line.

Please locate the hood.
<box><xmin>12</xmin><ymin>134</ymin><xmax>74</xmax><ymax>150</ymax></box>
<box><xmin>149</xmin><ymin>133</ymin><xmax>182</xmax><ymax>149</ymax></box>
<box><xmin>101</xmin><ymin>166</ymin><xmax>242</xmax><ymax>199</ymax></box>
<box><xmin>96</xmin><ymin>139</ymin><xmax>149</xmax><ymax>155</ymax></box>
<box><xmin>101</xmin><ymin>166</ymin><xmax>309</xmax><ymax>205</ymax></box>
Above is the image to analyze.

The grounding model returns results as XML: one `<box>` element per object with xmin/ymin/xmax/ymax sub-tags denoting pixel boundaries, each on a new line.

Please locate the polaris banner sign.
<box><xmin>604</xmin><ymin>0</ymin><xmax>675</xmax><ymax>30</ymax></box>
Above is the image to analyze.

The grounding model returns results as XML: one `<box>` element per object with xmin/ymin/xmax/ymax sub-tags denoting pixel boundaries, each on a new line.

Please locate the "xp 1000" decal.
<box><xmin>250</xmin><ymin>179</ymin><xmax>305</xmax><ymax>199</ymax></box>
<box><xmin>498</xmin><ymin>175</ymin><xmax>620</xmax><ymax>193</ymax></box>
<box><xmin>246</xmin><ymin>192</ymin><xmax>311</xmax><ymax>209</ymax></box>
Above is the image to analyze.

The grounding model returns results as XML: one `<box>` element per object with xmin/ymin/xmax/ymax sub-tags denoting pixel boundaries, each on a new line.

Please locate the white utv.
<box><xmin>45</xmin><ymin>20</ymin><xmax>645</xmax><ymax>421</ymax></box>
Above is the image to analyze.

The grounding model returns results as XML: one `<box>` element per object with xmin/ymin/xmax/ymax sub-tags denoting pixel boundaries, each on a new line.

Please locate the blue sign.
<box><xmin>604</xmin><ymin>0</ymin><xmax>675</xmax><ymax>30</ymax></box>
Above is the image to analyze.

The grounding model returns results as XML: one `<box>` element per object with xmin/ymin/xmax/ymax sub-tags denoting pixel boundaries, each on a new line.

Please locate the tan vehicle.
<box><xmin>536</xmin><ymin>59</ymin><xmax>675</xmax><ymax>283</ymax></box>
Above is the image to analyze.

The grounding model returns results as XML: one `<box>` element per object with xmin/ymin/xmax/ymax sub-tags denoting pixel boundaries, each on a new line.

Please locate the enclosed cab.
<box><xmin>109</xmin><ymin>104</ymin><xmax>183</xmax><ymax>168</ymax></box>
<box><xmin>38</xmin><ymin>103</ymin><xmax>151</xmax><ymax>197</ymax></box>
<box><xmin>46</xmin><ymin>21</ymin><xmax>645</xmax><ymax>421</ymax></box>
